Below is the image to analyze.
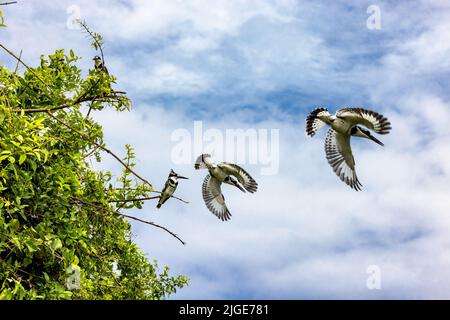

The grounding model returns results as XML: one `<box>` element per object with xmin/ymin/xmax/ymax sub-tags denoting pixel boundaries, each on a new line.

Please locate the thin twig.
<box><xmin>0</xmin><ymin>1</ymin><xmax>17</xmax><ymax>5</ymax></box>
<box><xmin>108</xmin><ymin>196</ymin><xmax>160</xmax><ymax>203</ymax></box>
<box><xmin>72</xmin><ymin>197</ymin><xmax>185</xmax><ymax>245</ymax></box>
<box><xmin>46</xmin><ymin>110</ymin><xmax>153</xmax><ymax>188</ymax></box>
<box><xmin>77</xmin><ymin>20</ymin><xmax>105</xmax><ymax>65</ymax></box>
<box><xmin>118</xmin><ymin>213</ymin><xmax>185</xmax><ymax>245</ymax></box>
<box><xmin>82</xmin><ymin>145</ymin><xmax>101</xmax><ymax>159</ymax></box>
<box><xmin>85</xmin><ymin>100</ymin><xmax>95</xmax><ymax>119</ymax></box>
<box><xmin>13</xmin><ymin>49</ymin><xmax>22</xmax><ymax>75</ymax></box>
<box><xmin>151</xmin><ymin>191</ymin><xmax>190</xmax><ymax>204</ymax></box>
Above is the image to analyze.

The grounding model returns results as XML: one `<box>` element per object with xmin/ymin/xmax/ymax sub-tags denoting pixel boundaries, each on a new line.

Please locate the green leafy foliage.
<box><xmin>0</xmin><ymin>47</ymin><xmax>188</xmax><ymax>299</ymax></box>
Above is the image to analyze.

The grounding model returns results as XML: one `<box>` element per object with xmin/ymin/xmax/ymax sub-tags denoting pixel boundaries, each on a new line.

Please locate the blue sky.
<box><xmin>2</xmin><ymin>0</ymin><xmax>450</xmax><ymax>299</ymax></box>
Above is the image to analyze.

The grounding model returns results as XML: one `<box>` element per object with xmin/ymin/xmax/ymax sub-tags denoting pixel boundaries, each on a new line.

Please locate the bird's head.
<box><xmin>351</xmin><ymin>126</ymin><xmax>384</xmax><ymax>146</ymax></box>
<box><xmin>93</xmin><ymin>56</ymin><xmax>102</xmax><ymax>67</ymax></box>
<box><xmin>169</xmin><ymin>169</ymin><xmax>189</xmax><ymax>180</ymax></box>
<box><xmin>224</xmin><ymin>176</ymin><xmax>246</xmax><ymax>192</ymax></box>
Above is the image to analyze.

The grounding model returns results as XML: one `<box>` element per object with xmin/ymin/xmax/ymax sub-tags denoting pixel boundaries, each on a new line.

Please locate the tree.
<box><xmin>0</xmin><ymin>14</ymin><xmax>189</xmax><ymax>299</ymax></box>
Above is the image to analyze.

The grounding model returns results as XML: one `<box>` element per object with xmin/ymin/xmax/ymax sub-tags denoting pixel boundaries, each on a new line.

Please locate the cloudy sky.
<box><xmin>2</xmin><ymin>0</ymin><xmax>450</xmax><ymax>299</ymax></box>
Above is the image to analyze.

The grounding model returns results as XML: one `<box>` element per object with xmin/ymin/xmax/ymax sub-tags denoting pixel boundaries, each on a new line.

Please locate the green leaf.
<box><xmin>50</xmin><ymin>239</ymin><xmax>63</xmax><ymax>251</ymax></box>
<box><xmin>19</xmin><ymin>154</ymin><xmax>27</xmax><ymax>165</ymax></box>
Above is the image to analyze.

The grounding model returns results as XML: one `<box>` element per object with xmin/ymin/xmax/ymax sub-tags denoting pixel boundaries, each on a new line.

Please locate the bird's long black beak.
<box><xmin>369</xmin><ymin>134</ymin><xmax>384</xmax><ymax>146</ymax></box>
<box><xmin>234</xmin><ymin>182</ymin><xmax>246</xmax><ymax>193</ymax></box>
<box><xmin>177</xmin><ymin>175</ymin><xmax>189</xmax><ymax>180</ymax></box>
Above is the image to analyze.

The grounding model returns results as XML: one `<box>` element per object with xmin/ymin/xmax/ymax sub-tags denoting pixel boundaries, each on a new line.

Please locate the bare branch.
<box><xmin>0</xmin><ymin>1</ymin><xmax>17</xmax><ymax>5</ymax></box>
<box><xmin>108</xmin><ymin>196</ymin><xmax>160</xmax><ymax>203</ymax></box>
<box><xmin>13</xmin><ymin>49</ymin><xmax>22</xmax><ymax>75</ymax></box>
<box><xmin>109</xmin><ymin>195</ymin><xmax>189</xmax><ymax>205</ymax></box>
<box><xmin>72</xmin><ymin>197</ymin><xmax>185</xmax><ymax>245</ymax></box>
<box><xmin>151</xmin><ymin>191</ymin><xmax>190</xmax><ymax>204</ymax></box>
<box><xmin>105</xmin><ymin>189</ymin><xmax>189</xmax><ymax>205</ymax></box>
<box><xmin>117</xmin><ymin>213</ymin><xmax>185</xmax><ymax>245</ymax></box>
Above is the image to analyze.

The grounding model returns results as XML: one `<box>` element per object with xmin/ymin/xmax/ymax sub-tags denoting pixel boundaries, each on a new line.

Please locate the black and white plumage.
<box><xmin>335</xmin><ymin>108</ymin><xmax>391</xmax><ymax>135</ymax></box>
<box><xmin>306</xmin><ymin>107</ymin><xmax>331</xmax><ymax>137</ymax></box>
<box><xmin>195</xmin><ymin>154</ymin><xmax>258</xmax><ymax>221</ymax></box>
<box><xmin>325</xmin><ymin>128</ymin><xmax>362</xmax><ymax>191</ymax></box>
<box><xmin>93</xmin><ymin>55</ymin><xmax>109</xmax><ymax>74</ymax></box>
<box><xmin>157</xmin><ymin>169</ymin><xmax>188</xmax><ymax>208</ymax></box>
<box><xmin>306</xmin><ymin>107</ymin><xmax>391</xmax><ymax>191</ymax></box>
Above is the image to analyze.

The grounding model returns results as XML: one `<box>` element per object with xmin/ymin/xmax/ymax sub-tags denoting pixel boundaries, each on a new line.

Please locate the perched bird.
<box><xmin>306</xmin><ymin>107</ymin><xmax>391</xmax><ymax>191</ymax></box>
<box><xmin>195</xmin><ymin>154</ymin><xmax>258</xmax><ymax>221</ymax></box>
<box><xmin>157</xmin><ymin>169</ymin><xmax>188</xmax><ymax>208</ymax></box>
<box><xmin>93</xmin><ymin>55</ymin><xmax>109</xmax><ymax>74</ymax></box>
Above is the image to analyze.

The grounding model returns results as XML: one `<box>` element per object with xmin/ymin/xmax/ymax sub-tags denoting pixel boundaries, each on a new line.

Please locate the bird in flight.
<box><xmin>93</xmin><ymin>55</ymin><xmax>109</xmax><ymax>74</ymax></box>
<box><xmin>306</xmin><ymin>107</ymin><xmax>391</xmax><ymax>191</ymax></box>
<box><xmin>195</xmin><ymin>154</ymin><xmax>258</xmax><ymax>221</ymax></box>
<box><xmin>157</xmin><ymin>169</ymin><xmax>188</xmax><ymax>208</ymax></box>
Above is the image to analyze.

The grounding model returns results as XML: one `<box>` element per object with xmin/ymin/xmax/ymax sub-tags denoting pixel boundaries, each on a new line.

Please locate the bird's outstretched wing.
<box><xmin>325</xmin><ymin>128</ymin><xmax>362</xmax><ymax>191</ymax></box>
<box><xmin>219</xmin><ymin>163</ymin><xmax>258</xmax><ymax>193</ymax></box>
<box><xmin>202</xmin><ymin>174</ymin><xmax>231</xmax><ymax>221</ymax></box>
<box><xmin>195</xmin><ymin>154</ymin><xmax>215</xmax><ymax>170</ymax></box>
<box><xmin>306</xmin><ymin>107</ymin><xmax>331</xmax><ymax>137</ymax></box>
<box><xmin>336</xmin><ymin>108</ymin><xmax>391</xmax><ymax>134</ymax></box>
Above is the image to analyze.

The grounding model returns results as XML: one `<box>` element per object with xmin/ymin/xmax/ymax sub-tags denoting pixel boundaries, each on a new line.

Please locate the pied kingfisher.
<box><xmin>195</xmin><ymin>154</ymin><xmax>258</xmax><ymax>221</ymax></box>
<box><xmin>306</xmin><ymin>107</ymin><xmax>391</xmax><ymax>191</ymax></box>
<box><xmin>93</xmin><ymin>56</ymin><xmax>109</xmax><ymax>74</ymax></box>
<box><xmin>157</xmin><ymin>169</ymin><xmax>188</xmax><ymax>208</ymax></box>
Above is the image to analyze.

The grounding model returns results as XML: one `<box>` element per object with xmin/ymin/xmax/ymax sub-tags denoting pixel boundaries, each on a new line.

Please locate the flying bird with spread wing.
<box><xmin>306</xmin><ymin>107</ymin><xmax>391</xmax><ymax>191</ymax></box>
<box><xmin>195</xmin><ymin>154</ymin><xmax>258</xmax><ymax>221</ymax></box>
<box><xmin>157</xmin><ymin>169</ymin><xmax>188</xmax><ymax>208</ymax></box>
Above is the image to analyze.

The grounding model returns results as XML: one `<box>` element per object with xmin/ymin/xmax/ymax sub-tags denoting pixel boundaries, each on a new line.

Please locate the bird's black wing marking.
<box><xmin>336</xmin><ymin>108</ymin><xmax>391</xmax><ymax>134</ymax></box>
<box><xmin>306</xmin><ymin>107</ymin><xmax>330</xmax><ymax>137</ymax></box>
<box><xmin>221</xmin><ymin>163</ymin><xmax>258</xmax><ymax>193</ymax></box>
